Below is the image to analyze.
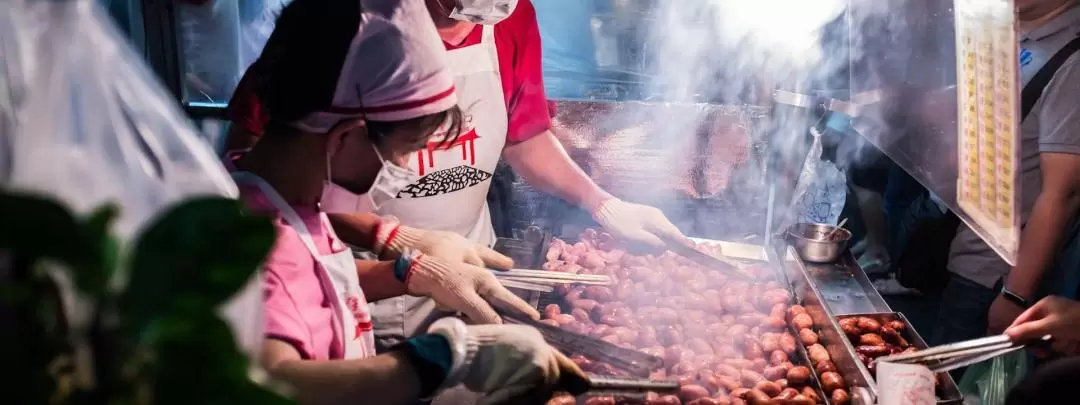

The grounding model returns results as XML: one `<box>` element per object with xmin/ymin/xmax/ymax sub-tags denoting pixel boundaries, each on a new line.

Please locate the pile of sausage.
<box><xmin>540</xmin><ymin>230</ymin><xmax>850</xmax><ymax>405</ymax></box>
<box><xmin>837</xmin><ymin>316</ymin><xmax>916</xmax><ymax>375</ymax></box>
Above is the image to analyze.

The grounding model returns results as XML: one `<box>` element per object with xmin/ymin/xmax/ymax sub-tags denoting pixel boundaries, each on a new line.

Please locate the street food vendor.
<box><xmin>935</xmin><ymin>0</ymin><xmax>1080</xmax><ymax>348</ymax></box>
<box><xmin>231</xmin><ymin>1</ymin><xmax>586</xmax><ymax>403</ymax></box>
<box><xmin>225</xmin><ymin>0</ymin><xmax>687</xmax><ymax>347</ymax></box>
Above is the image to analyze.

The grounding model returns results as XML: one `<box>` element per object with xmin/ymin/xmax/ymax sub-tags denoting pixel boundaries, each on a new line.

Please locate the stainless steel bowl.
<box><xmin>787</xmin><ymin>223</ymin><xmax>852</xmax><ymax>263</ymax></box>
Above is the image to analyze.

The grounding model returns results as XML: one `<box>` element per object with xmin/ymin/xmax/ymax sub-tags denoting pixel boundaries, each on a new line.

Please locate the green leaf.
<box><xmin>0</xmin><ymin>191</ymin><xmax>118</xmax><ymax>296</ymax></box>
<box><xmin>75</xmin><ymin>204</ymin><xmax>121</xmax><ymax>295</ymax></box>
<box><xmin>122</xmin><ymin>197</ymin><xmax>274</xmax><ymax>326</ymax></box>
<box><xmin>0</xmin><ymin>191</ymin><xmax>86</xmax><ymax>267</ymax></box>
<box><xmin>147</xmin><ymin>316</ymin><xmax>294</xmax><ymax>405</ymax></box>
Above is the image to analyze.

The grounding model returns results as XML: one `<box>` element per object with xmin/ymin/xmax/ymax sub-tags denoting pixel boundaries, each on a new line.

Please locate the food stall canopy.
<box><xmin>840</xmin><ymin>0</ymin><xmax>1020</xmax><ymax>264</ymax></box>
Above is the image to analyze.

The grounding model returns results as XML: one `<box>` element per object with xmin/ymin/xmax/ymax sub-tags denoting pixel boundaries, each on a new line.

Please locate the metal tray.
<box><xmin>784</xmin><ymin>246</ymin><xmax>876</xmax><ymax>405</ymax></box>
<box><xmin>536</xmin><ymin>237</ymin><xmax>831</xmax><ymax>404</ymax></box>
<box><xmin>837</xmin><ymin>312</ymin><xmax>964</xmax><ymax>405</ymax></box>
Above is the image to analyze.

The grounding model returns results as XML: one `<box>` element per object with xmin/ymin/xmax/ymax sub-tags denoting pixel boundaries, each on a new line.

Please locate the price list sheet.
<box><xmin>954</xmin><ymin>0</ymin><xmax>1020</xmax><ymax>265</ymax></box>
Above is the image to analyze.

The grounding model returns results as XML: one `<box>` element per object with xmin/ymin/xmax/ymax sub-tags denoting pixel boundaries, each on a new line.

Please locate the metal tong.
<box><xmin>659</xmin><ymin>235</ymin><xmax>756</xmax><ymax>281</ymax></box>
<box><xmin>579</xmin><ymin>376</ymin><xmax>680</xmax><ymax>398</ymax></box>
<box><xmin>493</xmin><ymin>269</ymin><xmax>614</xmax><ymax>293</ymax></box>
<box><xmin>874</xmin><ymin>334</ymin><xmax>1052</xmax><ymax>373</ymax></box>
<box><xmin>498</xmin><ymin>309</ymin><xmax>664</xmax><ymax>377</ymax></box>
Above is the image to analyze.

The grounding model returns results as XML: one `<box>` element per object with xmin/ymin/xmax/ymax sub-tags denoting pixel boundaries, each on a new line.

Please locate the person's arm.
<box><xmin>262</xmin><ymin>339</ymin><xmax>423</xmax><ymax>405</ymax></box>
<box><xmin>326</xmin><ymin>212</ymin><xmax>382</xmax><ymax>251</ymax></box>
<box><xmin>354</xmin><ymin>260</ymin><xmax>407</xmax><ymax>302</ymax></box>
<box><xmin>1003</xmin><ymin>62</ymin><xmax>1080</xmax><ymax>300</ymax></box>
<box><xmin>1004</xmin><ymin>153</ymin><xmax>1080</xmax><ymax>298</ymax></box>
<box><xmin>504</xmin><ymin>131</ymin><xmax>610</xmax><ymax>212</ymax></box>
<box><xmin>497</xmin><ymin>1</ymin><xmax>682</xmax><ymax>250</ymax></box>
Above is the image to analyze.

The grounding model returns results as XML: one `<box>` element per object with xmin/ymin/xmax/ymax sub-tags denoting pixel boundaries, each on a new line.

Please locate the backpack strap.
<box><xmin>1021</xmin><ymin>35</ymin><xmax>1080</xmax><ymax>121</ymax></box>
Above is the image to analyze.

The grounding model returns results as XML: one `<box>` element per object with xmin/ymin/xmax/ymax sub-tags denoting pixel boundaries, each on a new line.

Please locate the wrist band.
<box><xmin>374</xmin><ymin>222</ymin><xmax>401</xmax><ymax>258</ymax></box>
<box><xmin>392</xmin><ymin>254</ymin><xmax>412</xmax><ymax>283</ymax></box>
<box><xmin>393</xmin><ymin>334</ymin><xmax>452</xmax><ymax>398</ymax></box>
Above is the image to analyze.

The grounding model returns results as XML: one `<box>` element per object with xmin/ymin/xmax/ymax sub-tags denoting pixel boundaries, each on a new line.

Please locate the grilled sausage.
<box><xmin>798</xmin><ymin>329</ymin><xmax>819</xmax><ymax>346</ymax></box>
<box><xmin>859</xmin><ymin>333</ymin><xmax>885</xmax><ymax>346</ymax></box>
<box><xmin>585</xmin><ymin>397</ymin><xmax>617</xmax><ymax>405</ymax></box>
<box><xmin>855</xmin><ymin>317</ymin><xmax>882</xmax><ymax>333</ymax></box>
<box><xmin>680</xmin><ymin>384</ymin><xmax>711</xmax><ymax>402</ymax></box>
<box><xmin>790</xmin><ymin>313</ymin><xmax>814</xmax><ymax>330</ymax></box>
<box><xmin>800</xmin><ymin>387</ymin><xmax>822</xmax><ymax>404</ymax></box>
<box><xmin>745</xmin><ymin>389</ymin><xmax>775</xmax><ymax>405</ymax></box>
<box><xmin>814</xmin><ymin>361</ymin><xmax>838</xmax><ymax>374</ymax></box>
<box><xmin>785</xmin><ymin>366</ymin><xmax>811</xmax><ymax>384</ymax></box>
<box><xmin>547</xmin><ymin>395</ymin><xmax>576</xmax><ymax>405</ymax></box>
<box><xmin>819</xmin><ymin>371</ymin><xmax>846</xmax><ymax>393</ymax></box>
<box><xmin>779</xmin><ymin>334</ymin><xmax>798</xmax><ymax>355</ymax></box>
<box><xmin>807</xmin><ymin>344</ymin><xmax>830</xmax><ymax>365</ymax></box>
<box><xmin>831</xmin><ymin>388</ymin><xmax>851</xmax><ymax>405</ymax></box>
<box><xmin>855</xmin><ymin>344</ymin><xmax>891</xmax><ymax>358</ymax></box>
<box><xmin>753</xmin><ymin>380</ymin><xmax>782</xmax><ymax>397</ymax></box>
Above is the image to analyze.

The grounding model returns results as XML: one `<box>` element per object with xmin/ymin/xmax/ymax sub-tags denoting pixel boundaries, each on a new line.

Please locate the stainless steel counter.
<box><xmin>785</xmin><ymin>249</ymin><xmax>892</xmax><ymax>315</ymax></box>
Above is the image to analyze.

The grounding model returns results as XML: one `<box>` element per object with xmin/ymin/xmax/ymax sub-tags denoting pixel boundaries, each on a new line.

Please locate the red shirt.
<box><xmin>226</xmin><ymin>0</ymin><xmax>550</xmax><ymax>144</ymax></box>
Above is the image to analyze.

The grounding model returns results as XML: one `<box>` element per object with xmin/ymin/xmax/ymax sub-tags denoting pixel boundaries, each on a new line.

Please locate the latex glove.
<box><xmin>1005</xmin><ymin>296</ymin><xmax>1080</xmax><ymax>356</ymax></box>
<box><xmin>375</xmin><ymin>222</ymin><xmax>514</xmax><ymax>270</ymax></box>
<box><xmin>592</xmin><ymin>198</ymin><xmax>685</xmax><ymax>249</ymax></box>
<box><xmin>429</xmin><ymin>318</ymin><xmax>589</xmax><ymax>405</ymax></box>
<box><xmin>401</xmin><ymin>252</ymin><xmax>540</xmax><ymax>324</ymax></box>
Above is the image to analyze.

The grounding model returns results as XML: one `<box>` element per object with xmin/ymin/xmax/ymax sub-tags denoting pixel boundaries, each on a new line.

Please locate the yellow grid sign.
<box><xmin>954</xmin><ymin>0</ymin><xmax>1020</xmax><ymax>264</ymax></box>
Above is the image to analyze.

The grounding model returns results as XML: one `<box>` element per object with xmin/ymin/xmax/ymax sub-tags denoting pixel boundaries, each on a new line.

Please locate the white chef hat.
<box><xmin>293</xmin><ymin>0</ymin><xmax>457</xmax><ymax>132</ymax></box>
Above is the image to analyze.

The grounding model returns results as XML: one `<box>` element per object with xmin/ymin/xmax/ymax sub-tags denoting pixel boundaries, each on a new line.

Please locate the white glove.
<box><xmin>592</xmin><ymin>198</ymin><xmax>685</xmax><ymax>249</ymax></box>
<box><xmin>403</xmin><ymin>253</ymin><xmax>540</xmax><ymax>324</ymax></box>
<box><xmin>375</xmin><ymin>222</ymin><xmax>514</xmax><ymax>270</ymax></box>
<box><xmin>429</xmin><ymin>318</ymin><xmax>589</xmax><ymax>405</ymax></box>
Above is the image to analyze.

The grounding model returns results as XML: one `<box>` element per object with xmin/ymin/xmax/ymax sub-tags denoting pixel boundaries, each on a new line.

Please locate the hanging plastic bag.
<box><xmin>957</xmin><ymin>351</ymin><xmax>1029</xmax><ymax>405</ymax></box>
<box><xmin>0</xmin><ymin>0</ymin><xmax>260</xmax><ymax>359</ymax></box>
<box><xmin>796</xmin><ymin>160</ymin><xmax>846</xmax><ymax>225</ymax></box>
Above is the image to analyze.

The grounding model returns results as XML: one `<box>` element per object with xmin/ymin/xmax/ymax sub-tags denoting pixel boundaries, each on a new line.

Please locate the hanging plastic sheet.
<box><xmin>0</xmin><ymin>0</ymin><xmax>261</xmax><ymax>358</ymax></box>
<box><xmin>845</xmin><ymin>0</ymin><xmax>1020</xmax><ymax>264</ymax></box>
<box><xmin>177</xmin><ymin>0</ymin><xmax>290</xmax><ymax>106</ymax></box>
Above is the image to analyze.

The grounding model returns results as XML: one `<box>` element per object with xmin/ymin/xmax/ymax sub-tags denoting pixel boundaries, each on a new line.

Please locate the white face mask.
<box><xmin>448</xmin><ymin>0</ymin><xmax>518</xmax><ymax>25</ymax></box>
<box><xmin>366</xmin><ymin>145</ymin><xmax>420</xmax><ymax>209</ymax></box>
<box><xmin>321</xmin><ymin>145</ymin><xmax>420</xmax><ymax>212</ymax></box>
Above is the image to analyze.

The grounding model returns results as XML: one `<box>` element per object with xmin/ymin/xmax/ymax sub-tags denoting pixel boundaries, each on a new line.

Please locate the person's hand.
<box><xmin>375</xmin><ymin>222</ymin><xmax>514</xmax><ymax>270</ymax></box>
<box><xmin>429</xmin><ymin>318</ymin><xmax>590</xmax><ymax>405</ymax></box>
<box><xmin>402</xmin><ymin>253</ymin><xmax>540</xmax><ymax>324</ymax></box>
<box><xmin>591</xmin><ymin>198</ymin><xmax>685</xmax><ymax>251</ymax></box>
<box><xmin>988</xmin><ymin>294</ymin><xmax>1026</xmax><ymax>335</ymax></box>
<box><xmin>1005</xmin><ymin>296</ymin><xmax>1080</xmax><ymax>356</ymax></box>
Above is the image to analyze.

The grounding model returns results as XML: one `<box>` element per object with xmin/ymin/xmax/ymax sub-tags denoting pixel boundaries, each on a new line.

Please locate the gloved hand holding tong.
<box><xmin>394</xmin><ymin>318</ymin><xmax>590</xmax><ymax>405</ymax></box>
<box><xmin>373</xmin><ymin>219</ymin><xmax>541</xmax><ymax>324</ymax></box>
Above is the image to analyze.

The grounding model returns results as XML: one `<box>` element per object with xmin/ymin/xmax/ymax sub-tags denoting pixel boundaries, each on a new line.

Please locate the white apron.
<box><xmin>233</xmin><ymin>172</ymin><xmax>377</xmax><ymax>359</ymax></box>
<box><xmin>345</xmin><ymin>24</ymin><xmax>509</xmax><ymax>247</ymax></box>
<box><xmin>367</xmin><ymin>24</ymin><xmax>510</xmax><ymax>350</ymax></box>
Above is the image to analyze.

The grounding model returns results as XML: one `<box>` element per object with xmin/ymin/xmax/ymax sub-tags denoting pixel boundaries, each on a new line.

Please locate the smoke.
<box><xmin>645</xmin><ymin>0</ymin><xmax>848</xmax><ymax>102</ymax></box>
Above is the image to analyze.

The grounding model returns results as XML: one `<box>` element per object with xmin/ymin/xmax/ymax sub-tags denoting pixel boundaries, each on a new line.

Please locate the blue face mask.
<box><xmin>825</xmin><ymin>112</ymin><xmax>854</xmax><ymax>135</ymax></box>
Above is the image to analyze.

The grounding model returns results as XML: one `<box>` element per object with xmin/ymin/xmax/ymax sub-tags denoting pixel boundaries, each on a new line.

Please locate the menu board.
<box><xmin>954</xmin><ymin>0</ymin><xmax>1020</xmax><ymax>265</ymax></box>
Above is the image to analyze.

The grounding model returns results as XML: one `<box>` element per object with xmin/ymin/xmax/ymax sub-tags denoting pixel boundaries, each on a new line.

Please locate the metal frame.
<box><xmin>139</xmin><ymin>0</ymin><xmax>229</xmax><ymax>121</ymax></box>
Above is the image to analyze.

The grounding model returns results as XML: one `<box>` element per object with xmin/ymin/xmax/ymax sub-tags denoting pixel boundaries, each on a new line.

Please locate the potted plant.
<box><xmin>0</xmin><ymin>190</ymin><xmax>295</xmax><ymax>405</ymax></box>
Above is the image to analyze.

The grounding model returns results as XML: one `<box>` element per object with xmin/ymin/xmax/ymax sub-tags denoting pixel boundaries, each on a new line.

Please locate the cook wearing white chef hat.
<box><xmin>232</xmin><ymin>1</ymin><xmax>580</xmax><ymax>403</ymax></box>
<box><xmin>225</xmin><ymin>0</ymin><xmax>688</xmax><ymax>350</ymax></box>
